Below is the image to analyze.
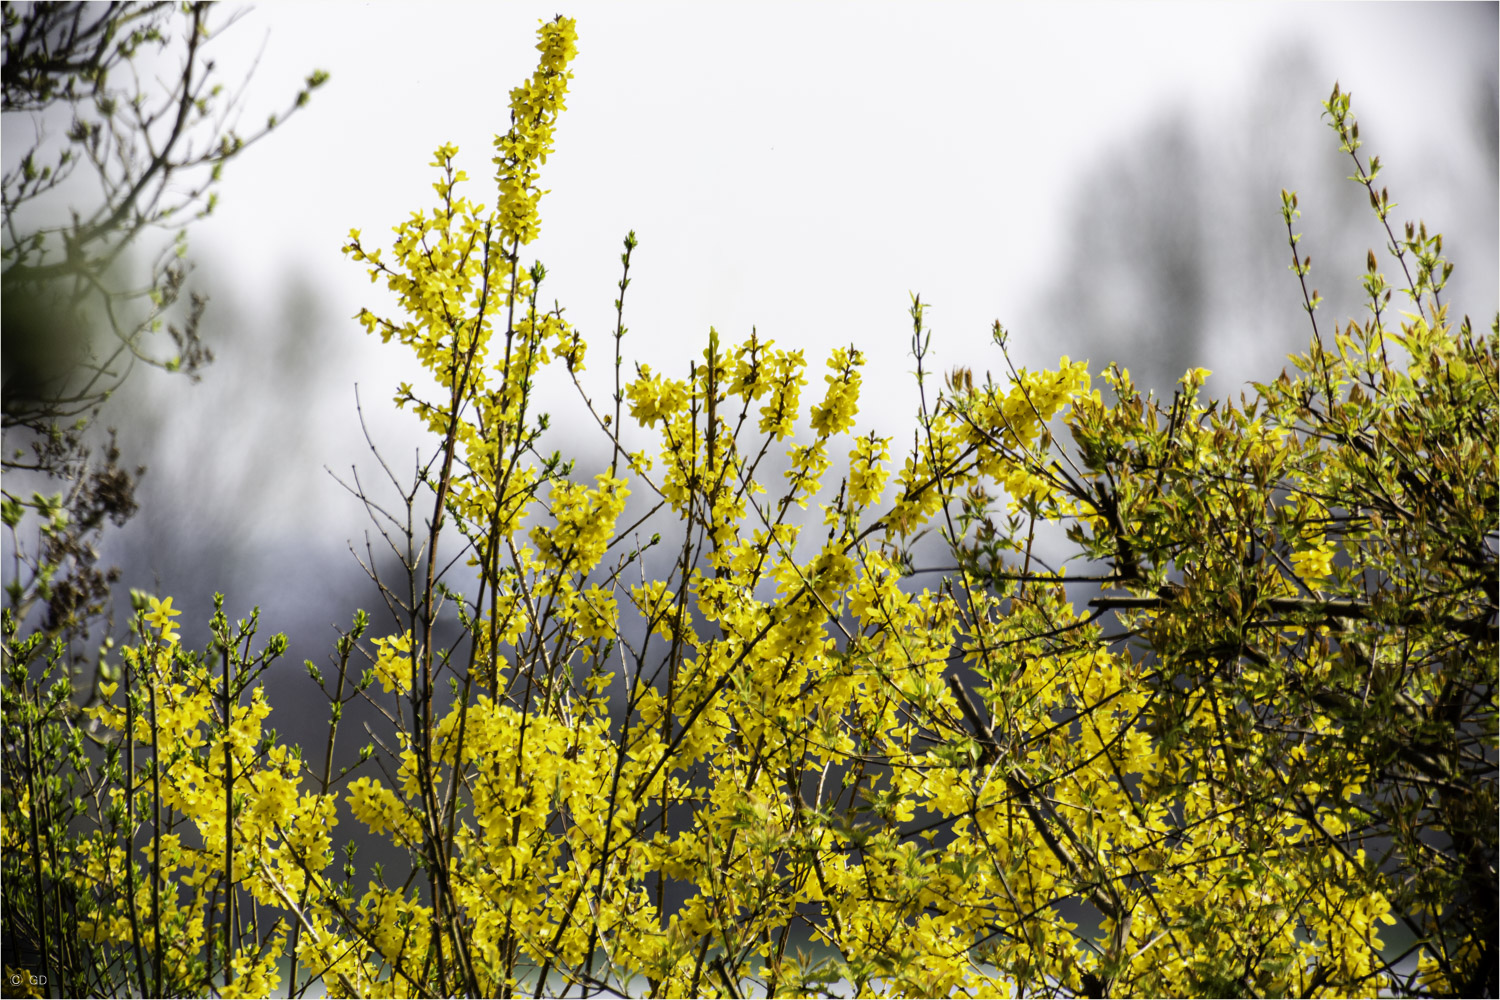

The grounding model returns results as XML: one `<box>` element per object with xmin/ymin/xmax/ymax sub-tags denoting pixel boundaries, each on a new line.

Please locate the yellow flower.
<box><xmin>809</xmin><ymin>346</ymin><xmax>863</xmax><ymax>437</ymax></box>
<box><xmin>145</xmin><ymin>595</ymin><xmax>181</xmax><ymax>629</ymax></box>
<box><xmin>626</xmin><ymin>366</ymin><xmax>689</xmax><ymax>427</ymax></box>
<box><xmin>1291</xmin><ymin>540</ymin><xmax>1336</xmax><ymax>585</ymax></box>
<box><xmin>372</xmin><ymin>632</ymin><xmax>414</xmax><ymax>695</ymax></box>
<box><xmin>145</xmin><ymin>595</ymin><xmax>182</xmax><ymax>643</ymax></box>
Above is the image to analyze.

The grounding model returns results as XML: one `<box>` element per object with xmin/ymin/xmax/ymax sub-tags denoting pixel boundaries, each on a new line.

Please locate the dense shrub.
<box><xmin>4</xmin><ymin>16</ymin><xmax>1494</xmax><ymax>999</ymax></box>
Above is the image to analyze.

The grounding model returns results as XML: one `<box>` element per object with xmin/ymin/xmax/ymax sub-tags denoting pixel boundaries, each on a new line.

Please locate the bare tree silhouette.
<box><xmin>1025</xmin><ymin>45</ymin><xmax>1497</xmax><ymax>400</ymax></box>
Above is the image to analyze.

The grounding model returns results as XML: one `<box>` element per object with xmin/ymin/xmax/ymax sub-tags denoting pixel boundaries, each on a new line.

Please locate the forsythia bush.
<box><xmin>4</xmin><ymin>18</ymin><xmax>1495</xmax><ymax>999</ymax></box>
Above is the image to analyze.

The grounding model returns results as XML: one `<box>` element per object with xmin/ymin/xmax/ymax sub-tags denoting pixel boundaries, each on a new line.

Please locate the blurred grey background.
<box><xmin>6</xmin><ymin>1</ymin><xmax>1495</xmax><ymax>707</ymax></box>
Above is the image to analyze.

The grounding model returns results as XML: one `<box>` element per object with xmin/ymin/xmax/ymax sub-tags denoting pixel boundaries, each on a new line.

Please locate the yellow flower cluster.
<box><xmin>625</xmin><ymin>364</ymin><xmax>690</xmax><ymax>427</ymax></box>
<box><xmin>370</xmin><ymin>630</ymin><xmax>413</xmax><ymax>694</ymax></box>
<box><xmin>530</xmin><ymin>473</ymin><xmax>629</xmax><ymax>572</ymax></box>
<box><xmin>69</xmin><ymin>601</ymin><xmax>341</xmax><ymax>997</ymax></box>
<box><xmin>24</xmin><ymin>21</ymin><xmax>1486</xmax><ymax>1000</ymax></box>
<box><xmin>493</xmin><ymin>17</ymin><xmax>578</xmax><ymax>247</ymax></box>
<box><xmin>809</xmin><ymin>345</ymin><xmax>863</xmax><ymax>437</ymax></box>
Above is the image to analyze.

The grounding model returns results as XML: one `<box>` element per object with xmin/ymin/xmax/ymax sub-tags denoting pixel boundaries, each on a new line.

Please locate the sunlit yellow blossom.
<box><xmin>145</xmin><ymin>594</ymin><xmax>182</xmax><ymax>643</ymax></box>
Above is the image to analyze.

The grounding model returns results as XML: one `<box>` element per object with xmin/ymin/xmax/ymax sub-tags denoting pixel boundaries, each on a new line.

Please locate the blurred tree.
<box><xmin>1048</xmin><ymin>114</ymin><xmax>1210</xmax><ymax>399</ymax></box>
<box><xmin>0</xmin><ymin>0</ymin><xmax>325</xmax><ymax>638</ymax></box>
<box><xmin>1028</xmin><ymin>45</ymin><xmax>1497</xmax><ymax>402</ymax></box>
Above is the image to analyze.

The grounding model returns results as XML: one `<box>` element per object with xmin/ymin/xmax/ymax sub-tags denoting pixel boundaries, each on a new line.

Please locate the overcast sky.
<box><xmin>188</xmin><ymin>2</ymin><xmax>1495</xmax><ymax>428</ymax></box>
<box><xmin>44</xmin><ymin>1</ymin><xmax>1496</xmax><ymax>637</ymax></box>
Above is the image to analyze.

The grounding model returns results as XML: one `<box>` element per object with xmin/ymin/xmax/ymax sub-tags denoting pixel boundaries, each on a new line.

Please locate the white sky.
<box><xmin>194</xmin><ymin>2</ymin><xmax>1491</xmax><ymax>390</ymax></box>
<box><xmin>104</xmin><ymin>1</ymin><xmax>1500</xmax><ymax>566</ymax></box>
